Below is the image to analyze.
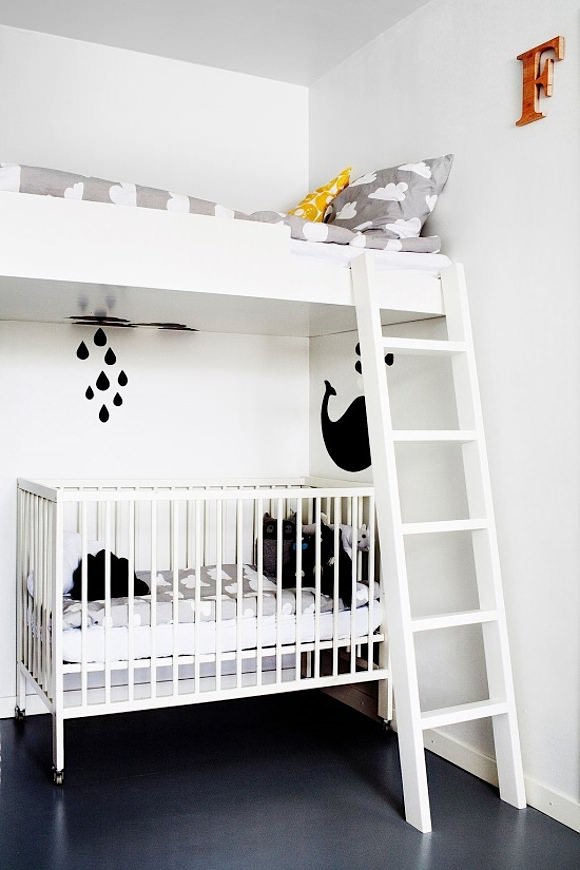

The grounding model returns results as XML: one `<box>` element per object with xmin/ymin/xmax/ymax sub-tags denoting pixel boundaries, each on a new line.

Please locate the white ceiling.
<box><xmin>0</xmin><ymin>0</ymin><xmax>433</xmax><ymax>85</ymax></box>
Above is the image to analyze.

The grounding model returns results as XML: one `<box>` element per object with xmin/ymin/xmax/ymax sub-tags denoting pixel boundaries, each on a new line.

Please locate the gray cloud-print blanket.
<box><xmin>0</xmin><ymin>162</ymin><xmax>440</xmax><ymax>254</ymax></box>
<box><xmin>62</xmin><ymin>564</ymin><xmax>380</xmax><ymax>630</ymax></box>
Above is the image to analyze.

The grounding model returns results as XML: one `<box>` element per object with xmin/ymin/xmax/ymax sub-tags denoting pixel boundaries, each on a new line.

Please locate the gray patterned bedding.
<box><xmin>62</xmin><ymin>563</ymin><xmax>380</xmax><ymax>630</ymax></box>
<box><xmin>0</xmin><ymin>162</ymin><xmax>441</xmax><ymax>253</ymax></box>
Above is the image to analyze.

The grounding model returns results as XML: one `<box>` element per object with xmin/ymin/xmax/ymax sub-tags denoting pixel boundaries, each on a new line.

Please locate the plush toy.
<box><xmin>262</xmin><ymin>513</ymin><xmax>296</xmax><ymax>585</ymax></box>
<box><xmin>71</xmin><ymin>549</ymin><xmax>149</xmax><ymax>601</ymax></box>
<box><xmin>262</xmin><ymin>512</ymin><xmax>370</xmax><ymax>607</ymax></box>
<box><xmin>298</xmin><ymin>514</ymin><xmax>370</xmax><ymax>607</ymax></box>
<box><xmin>302</xmin><ymin>514</ymin><xmax>370</xmax><ymax>558</ymax></box>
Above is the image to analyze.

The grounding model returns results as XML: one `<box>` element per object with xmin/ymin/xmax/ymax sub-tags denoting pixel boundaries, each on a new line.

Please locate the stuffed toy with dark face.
<box><xmin>70</xmin><ymin>549</ymin><xmax>149</xmax><ymax>601</ymax></box>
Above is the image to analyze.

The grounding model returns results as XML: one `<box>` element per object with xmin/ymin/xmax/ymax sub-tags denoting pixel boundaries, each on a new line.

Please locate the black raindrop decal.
<box><xmin>94</xmin><ymin>327</ymin><xmax>107</xmax><ymax>347</ymax></box>
<box><xmin>355</xmin><ymin>361</ymin><xmax>362</xmax><ymax>374</ymax></box>
<box><xmin>76</xmin><ymin>327</ymin><xmax>129</xmax><ymax>423</ymax></box>
<box><xmin>96</xmin><ymin>371</ymin><xmax>110</xmax><ymax>391</ymax></box>
<box><xmin>385</xmin><ymin>353</ymin><xmax>394</xmax><ymax>366</ymax></box>
<box><xmin>76</xmin><ymin>341</ymin><xmax>89</xmax><ymax>360</ymax></box>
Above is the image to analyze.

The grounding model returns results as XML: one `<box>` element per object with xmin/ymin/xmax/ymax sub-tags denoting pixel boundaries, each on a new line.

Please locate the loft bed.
<box><xmin>4</xmin><ymin>161</ymin><xmax>462</xmax><ymax>822</ymax></box>
<box><xmin>0</xmin><ymin>191</ymin><xmax>448</xmax><ymax>335</ymax></box>
<box><xmin>0</xmin><ymin>158</ymin><xmax>452</xmax><ymax>336</ymax></box>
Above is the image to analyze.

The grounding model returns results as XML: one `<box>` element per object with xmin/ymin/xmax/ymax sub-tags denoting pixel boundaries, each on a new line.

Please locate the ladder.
<box><xmin>351</xmin><ymin>254</ymin><xmax>526</xmax><ymax>833</ymax></box>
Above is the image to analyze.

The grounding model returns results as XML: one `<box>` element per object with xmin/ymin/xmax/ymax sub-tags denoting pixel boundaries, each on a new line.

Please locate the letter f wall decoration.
<box><xmin>516</xmin><ymin>36</ymin><xmax>565</xmax><ymax>126</ymax></box>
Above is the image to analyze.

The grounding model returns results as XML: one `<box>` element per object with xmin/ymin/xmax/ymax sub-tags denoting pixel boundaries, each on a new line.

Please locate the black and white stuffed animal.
<box><xmin>261</xmin><ymin>513</ymin><xmax>370</xmax><ymax>607</ymax></box>
<box><xmin>70</xmin><ymin>550</ymin><xmax>149</xmax><ymax>601</ymax></box>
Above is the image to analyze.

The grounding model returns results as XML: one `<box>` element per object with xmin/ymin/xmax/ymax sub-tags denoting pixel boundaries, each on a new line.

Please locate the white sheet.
<box><xmin>290</xmin><ymin>238</ymin><xmax>451</xmax><ymax>274</ymax></box>
<box><xmin>61</xmin><ymin>602</ymin><xmax>383</xmax><ymax>664</ymax></box>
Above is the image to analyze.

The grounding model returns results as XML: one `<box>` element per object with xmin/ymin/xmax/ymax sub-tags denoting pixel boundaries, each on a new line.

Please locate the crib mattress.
<box><xmin>61</xmin><ymin>563</ymin><xmax>382</xmax><ymax>664</ymax></box>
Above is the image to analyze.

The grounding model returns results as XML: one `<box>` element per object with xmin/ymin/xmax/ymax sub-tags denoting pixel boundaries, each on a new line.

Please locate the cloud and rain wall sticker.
<box><xmin>76</xmin><ymin>327</ymin><xmax>128</xmax><ymax>423</ymax></box>
<box><xmin>72</xmin><ymin>317</ymin><xmax>197</xmax><ymax>423</ymax></box>
<box><xmin>321</xmin><ymin>343</ymin><xmax>394</xmax><ymax>473</ymax></box>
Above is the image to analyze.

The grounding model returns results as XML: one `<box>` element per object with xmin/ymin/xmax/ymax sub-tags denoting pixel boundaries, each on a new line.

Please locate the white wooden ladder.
<box><xmin>352</xmin><ymin>254</ymin><xmax>526</xmax><ymax>833</ymax></box>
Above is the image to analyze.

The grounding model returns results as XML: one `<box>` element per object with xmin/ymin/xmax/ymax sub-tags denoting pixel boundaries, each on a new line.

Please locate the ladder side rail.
<box><xmin>441</xmin><ymin>265</ymin><xmax>526</xmax><ymax>809</ymax></box>
<box><xmin>351</xmin><ymin>252</ymin><xmax>432</xmax><ymax>833</ymax></box>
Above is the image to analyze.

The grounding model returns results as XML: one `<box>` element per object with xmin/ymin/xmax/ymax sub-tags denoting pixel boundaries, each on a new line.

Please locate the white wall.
<box><xmin>310</xmin><ymin>0</ymin><xmax>580</xmax><ymax>827</ymax></box>
<box><xmin>0</xmin><ymin>27</ymin><xmax>311</xmax><ymax>709</ymax></box>
<box><xmin>0</xmin><ymin>25</ymin><xmax>308</xmax><ymax>213</ymax></box>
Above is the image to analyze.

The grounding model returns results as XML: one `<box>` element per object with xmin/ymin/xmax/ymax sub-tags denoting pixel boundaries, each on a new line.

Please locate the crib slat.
<box><xmin>215</xmin><ymin>498</ymin><xmax>223</xmax><ymax>693</ymax></box>
<box><xmin>332</xmin><ymin>497</ymin><xmax>341</xmax><ymax>678</ymax></box>
<box><xmin>313</xmin><ymin>499</ymin><xmax>321</xmax><ymax>680</ymax></box>
<box><xmin>350</xmin><ymin>497</ymin><xmax>358</xmax><ymax>675</ymax></box>
<box><xmin>127</xmin><ymin>500</ymin><xmax>136</xmax><ymax>704</ymax></box>
<box><xmin>235</xmin><ymin>498</ymin><xmax>244</xmax><ymax>689</ymax></box>
<box><xmin>275</xmin><ymin>497</ymin><xmax>283</xmax><ymax>686</ymax></box>
<box><xmin>104</xmin><ymin>500</ymin><xmax>112</xmax><ymax>705</ymax></box>
<box><xmin>295</xmin><ymin>499</ymin><xmax>303</xmax><ymax>683</ymax></box>
<box><xmin>367</xmin><ymin>496</ymin><xmax>375</xmax><ymax>676</ymax></box>
<box><xmin>80</xmin><ymin>502</ymin><xmax>89</xmax><ymax>708</ymax></box>
<box><xmin>255</xmin><ymin>497</ymin><xmax>264</xmax><ymax>688</ymax></box>
<box><xmin>52</xmin><ymin>498</ymin><xmax>65</xmax><ymax>776</ymax></box>
<box><xmin>172</xmin><ymin>500</ymin><xmax>179</xmax><ymax>697</ymax></box>
<box><xmin>150</xmin><ymin>499</ymin><xmax>158</xmax><ymax>699</ymax></box>
<box><xmin>194</xmin><ymin>500</ymin><xmax>202</xmax><ymax>694</ymax></box>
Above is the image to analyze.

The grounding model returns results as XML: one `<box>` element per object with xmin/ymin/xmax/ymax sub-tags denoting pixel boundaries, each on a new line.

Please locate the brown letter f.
<box><xmin>516</xmin><ymin>36</ymin><xmax>565</xmax><ymax>126</ymax></box>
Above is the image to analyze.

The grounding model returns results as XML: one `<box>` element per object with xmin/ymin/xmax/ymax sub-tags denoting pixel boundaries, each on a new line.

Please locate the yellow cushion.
<box><xmin>289</xmin><ymin>166</ymin><xmax>351</xmax><ymax>222</ymax></box>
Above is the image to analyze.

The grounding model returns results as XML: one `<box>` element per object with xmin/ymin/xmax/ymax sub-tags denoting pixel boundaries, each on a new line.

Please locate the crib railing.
<box><xmin>17</xmin><ymin>478</ymin><xmax>388</xmax><ymax>721</ymax></box>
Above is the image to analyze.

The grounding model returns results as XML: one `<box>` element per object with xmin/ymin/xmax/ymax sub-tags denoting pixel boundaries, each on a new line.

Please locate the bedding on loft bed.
<box><xmin>0</xmin><ymin>155</ymin><xmax>452</xmax><ymax>255</ymax></box>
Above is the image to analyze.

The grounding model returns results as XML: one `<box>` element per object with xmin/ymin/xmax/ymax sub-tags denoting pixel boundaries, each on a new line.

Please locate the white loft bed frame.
<box><xmin>0</xmin><ymin>190</ymin><xmax>445</xmax><ymax>335</ymax></box>
<box><xmin>2</xmin><ymin>189</ymin><xmax>478</xmax><ymax>831</ymax></box>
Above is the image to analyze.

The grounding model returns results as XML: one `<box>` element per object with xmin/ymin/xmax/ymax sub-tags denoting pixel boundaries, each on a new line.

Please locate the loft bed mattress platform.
<box><xmin>0</xmin><ymin>189</ymin><xmax>449</xmax><ymax>335</ymax></box>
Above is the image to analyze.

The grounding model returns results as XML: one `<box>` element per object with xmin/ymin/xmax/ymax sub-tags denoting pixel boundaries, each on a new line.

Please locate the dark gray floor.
<box><xmin>1</xmin><ymin>692</ymin><xmax>579</xmax><ymax>870</ymax></box>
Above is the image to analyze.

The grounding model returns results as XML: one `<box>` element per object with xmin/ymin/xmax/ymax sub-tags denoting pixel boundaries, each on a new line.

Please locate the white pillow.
<box><xmin>63</xmin><ymin>532</ymin><xmax>103</xmax><ymax>593</ymax></box>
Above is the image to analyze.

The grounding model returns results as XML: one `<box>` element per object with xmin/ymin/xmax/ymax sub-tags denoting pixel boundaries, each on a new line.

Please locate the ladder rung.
<box><xmin>421</xmin><ymin>699</ymin><xmax>509</xmax><ymax>730</ymax></box>
<box><xmin>382</xmin><ymin>337</ymin><xmax>467</xmax><ymax>356</ymax></box>
<box><xmin>411</xmin><ymin>609</ymin><xmax>498</xmax><ymax>633</ymax></box>
<box><xmin>392</xmin><ymin>430</ymin><xmax>478</xmax><ymax>443</ymax></box>
<box><xmin>402</xmin><ymin>519</ymin><xmax>488</xmax><ymax>535</ymax></box>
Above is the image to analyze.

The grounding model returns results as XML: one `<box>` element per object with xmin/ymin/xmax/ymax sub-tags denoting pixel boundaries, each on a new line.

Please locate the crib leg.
<box><xmin>377</xmin><ymin>646</ymin><xmax>393</xmax><ymax>727</ymax></box>
<box><xmin>52</xmin><ymin>710</ymin><xmax>65</xmax><ymax>785</ymax></box>
<box><xmin>15</xmin><ymin>666</ymin><xmax>27</xmax><ymax>721</ymax></box>
<box><xmin>378</xmin><ymin>677</ymin><xmax>393</xmax><ymax>724</ymax></box>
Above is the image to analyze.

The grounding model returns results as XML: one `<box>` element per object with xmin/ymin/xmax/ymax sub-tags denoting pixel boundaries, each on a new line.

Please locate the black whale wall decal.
<box><xmin>321</xmin><ymin>379</ymin><xmax>371</xmax><ymax>473</ymax></box>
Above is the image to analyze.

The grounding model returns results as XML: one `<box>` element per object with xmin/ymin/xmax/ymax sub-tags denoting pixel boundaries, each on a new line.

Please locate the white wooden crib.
<box><xmin>16</xmin><ymin>477</ymin><xmax>391</xmax><ymax>783</ymax></box>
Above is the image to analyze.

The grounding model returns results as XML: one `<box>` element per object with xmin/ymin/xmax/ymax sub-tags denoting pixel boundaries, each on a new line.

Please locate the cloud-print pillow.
<box><xmin>324</xmin><ymin>154</ymin><xmax>453</xmax><ymax>240</ymax></box>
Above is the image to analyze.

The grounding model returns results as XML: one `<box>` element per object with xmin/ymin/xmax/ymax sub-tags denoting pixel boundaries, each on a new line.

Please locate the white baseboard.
<box><xmin>424</xmin><ymin>727</ymin><xmax>580</xmax><ymax>834</ymax></box>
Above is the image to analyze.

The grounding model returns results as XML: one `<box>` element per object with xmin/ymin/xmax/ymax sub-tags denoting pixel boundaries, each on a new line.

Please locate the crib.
<box><xmin>16</xmin><ymin>477</ymin><xmax>391</xmax><ymax>783</ymax></box>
